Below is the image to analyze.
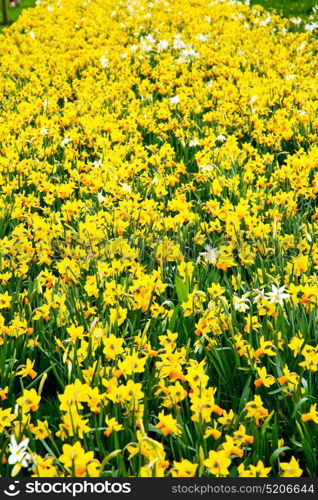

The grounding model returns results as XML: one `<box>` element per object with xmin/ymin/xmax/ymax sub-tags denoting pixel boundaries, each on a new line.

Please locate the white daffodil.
<box><xmin>266</xmin><ymin>285</ymin><xmax>290</xmax><ymax>305</ymax></box>
<box><xmin>157</xmin><ymin>40</ymin><xmax>169</xmax><ymax>51</ymax></box>
<box><xmin>252</xmin><ymin>288</ymin><xmax>266</xmax><ymax>303</ymax></box>
<box><xmin>199</xmin><ymin>245</ymin><xmax>219</xmax><ymax>264</ymax></box>
<box><xmin>233</xmin><ymin>294</ymin><xmax>250</xmax><ymax>312</ymax></box>
<box><xmin>216</xmin><ymin>134</ymin><xmax>226</xmax><ymax>142</ymax></box>
<box><xmin>61</xmin><ymin>136</ymin><xmax>72</xmax><ymax>148</ymax></box>
<box><xmin>168</xmin><ymin>95</ymin><xmax>180</xmax><ymax>105</ymax></box>
<box><xmin>39</xmin><ymin>128</ymin><xmax>49</xmax><ymax>135</ymax></box>
<box><xmin>145</xmin><ymin>34</ymin><xmax>156</xmax><ymax>44</ymax></box>
<box><xmin>189</xmin><ymin>138</ymin><xmax>199</xmax><ymax>147</ymax></box>
<box><xmin>196</xmin><ymin>33</ymin><xmax>208</xmax><ymax>42</ymax></box>
<box><xmin>100</xmin><ymin>56</ymin><xmax>109</xmax><ymax>68</ymax></box>
<box><xmin>259</xmin><ymin>16</ymin><xmax>271</xmax><ymax>27</ymax></box>
<box><xmin>305</xmin><ymin>22</ymin><xmax>318</xmax><ymax>32</ymax></box>
<box><xmin>8</xmin><ymin>436</ymin><xmax>31</xmax><ymax>468</ymax></box>
<box><xmin>97</xmin><ymin>191</ymin><xmax>106</xmax><ymax>203</ymax></box>
<box><xmin>178</xmin><ymin>47</ymin><xmax>200</xmax><ymax>63</ymax></box>
<box><xmin>173</xmin><ymin>36</ymin><xmax>186</xmax><ymax>50</ymax></box>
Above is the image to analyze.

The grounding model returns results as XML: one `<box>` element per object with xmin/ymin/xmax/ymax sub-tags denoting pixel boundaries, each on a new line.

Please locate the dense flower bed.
<box><xmin>0</xmin><ymin>0</ymin><xmax>318</xmax><ymax>477</ymax></box>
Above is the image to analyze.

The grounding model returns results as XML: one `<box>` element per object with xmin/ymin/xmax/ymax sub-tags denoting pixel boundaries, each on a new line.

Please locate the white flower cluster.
<box><xmin>305</xmin><ymin>22</ymin><xmax>318</xmax><ymax>32</ymax></box>
<box><xmin>173</xmin><ymin>34</ymin><xmax>200</xmax><ymax>63</ymax></box>
<box><xmin>129</xmin><ymin>33</ymin><xmax>169</xmax><ymax>54</ymax></box>
<box><xmin>233</xmin><ymin>286</ymin><xmax>290</xmax><ymax>312</ymax></box>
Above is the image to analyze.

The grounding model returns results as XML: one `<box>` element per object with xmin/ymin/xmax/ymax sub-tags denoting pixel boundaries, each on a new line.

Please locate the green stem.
<box><xmin>2</xmin><ymin>0</ymin><xmax>8</xmax><ymax>26</ymax></box>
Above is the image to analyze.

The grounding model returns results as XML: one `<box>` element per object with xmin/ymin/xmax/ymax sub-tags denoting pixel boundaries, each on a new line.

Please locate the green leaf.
<box><xmin>270</xmin><ymin>447</ymin><xmax>290</xmax><ymax>465</ymax></box>
<box><xmin>238</xmin><ymin>376</ymin><xmax>251</xmax><ymax>413</ymax></box>
<box><xmin>175</xmin><ymin>275</ymin><xmax>188</xmax><ymax>303</ymax></box>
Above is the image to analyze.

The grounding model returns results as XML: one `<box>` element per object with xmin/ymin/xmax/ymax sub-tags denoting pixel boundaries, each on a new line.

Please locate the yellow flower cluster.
<box><xmin>0</xmin><ymin>0</ymin><xmax>317</xmax><ymax>477</ymax></box>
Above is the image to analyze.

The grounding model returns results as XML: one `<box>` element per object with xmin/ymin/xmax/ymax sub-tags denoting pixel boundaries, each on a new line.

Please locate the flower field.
<box><xmin>0</xmin><ymin>0</ymin><xmax>318</xmax><ymax>478</ymax></box>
